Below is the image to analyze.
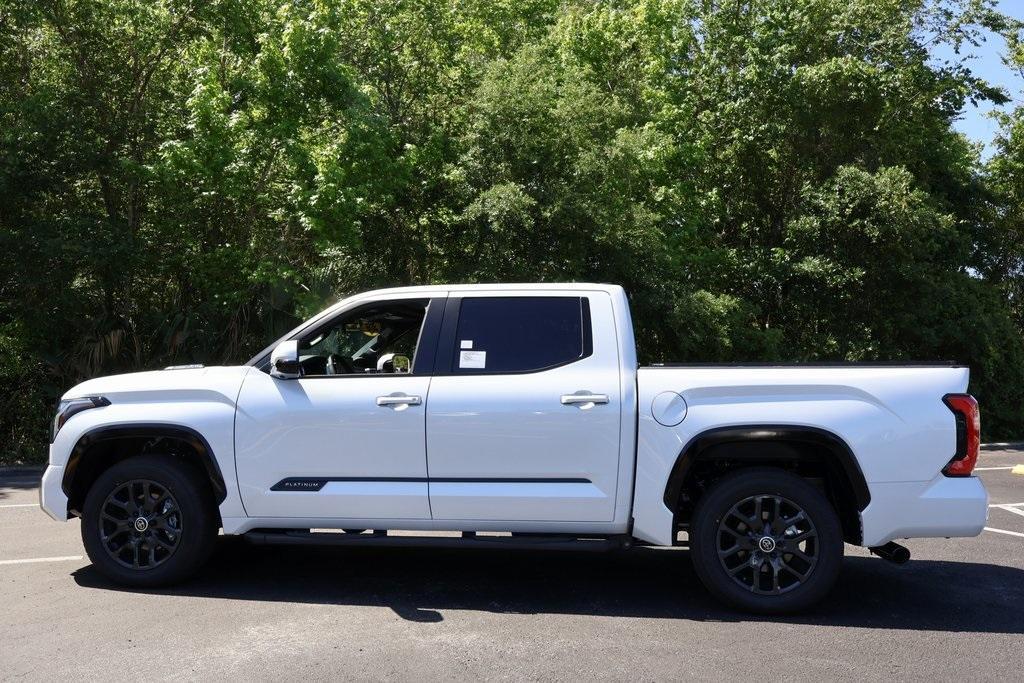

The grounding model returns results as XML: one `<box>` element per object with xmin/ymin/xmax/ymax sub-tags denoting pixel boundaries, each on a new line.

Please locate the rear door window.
<box><xmin>450</xmin><ymin>297</ymin><xmax>591</xmax><ymax>374</ymax></box>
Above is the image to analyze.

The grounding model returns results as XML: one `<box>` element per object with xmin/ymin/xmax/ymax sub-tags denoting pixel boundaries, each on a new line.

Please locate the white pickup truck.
<box><xmin>41</xmin><ymin>283</ymin><xmax>987</xmax><ymax>612</ymax></box>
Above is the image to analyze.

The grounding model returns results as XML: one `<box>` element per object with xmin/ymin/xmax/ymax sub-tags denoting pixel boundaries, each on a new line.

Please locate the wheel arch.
<box><xmin>62</xmin><ymin>423</ymin><xmax>227</xmax><ymax>517</ymax></box>
<box><xmin>663</xmin><ymin>425</ymin><xmax>870</xmax><ymax>544</ymax></box>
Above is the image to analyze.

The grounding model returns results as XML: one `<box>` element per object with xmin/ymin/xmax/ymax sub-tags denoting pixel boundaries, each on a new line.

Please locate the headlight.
<box><xmin>51</xmin><ymin>396</ymin><xmax>110</xmax><ymax>442</ymax></box>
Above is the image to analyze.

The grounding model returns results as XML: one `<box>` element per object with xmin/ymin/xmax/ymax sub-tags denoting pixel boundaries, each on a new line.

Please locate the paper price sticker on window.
<box><xmin>459</xmin><ymin>350</ymin><xmax>486</xmax><ymax>369</ymax></box>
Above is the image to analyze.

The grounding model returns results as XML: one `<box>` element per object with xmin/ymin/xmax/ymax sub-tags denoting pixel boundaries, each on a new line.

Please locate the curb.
<box><xmin>981</xmin><ymin>442</ymin><xmax>1024</xmax><ymax>450</ymax></box>
<box><xmin>0</xmin><ymin>466</ymin><xmax>45</xmax><ymax>477</ymax></box>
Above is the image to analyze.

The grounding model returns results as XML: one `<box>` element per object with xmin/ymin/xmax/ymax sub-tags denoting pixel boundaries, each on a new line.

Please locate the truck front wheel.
<box><xmin>80</xmin><ymin>455</ymin><xmax>218</xmax><ymax>587</ymax></box>
<box><xmin>689</xmin><ymin>468</ymin><xmax>843</xmax><ymax>613</ymax></box>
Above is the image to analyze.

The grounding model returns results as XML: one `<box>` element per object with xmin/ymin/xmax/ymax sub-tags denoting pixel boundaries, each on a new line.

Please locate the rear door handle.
<box><xmin>376</xmin><ymin>395</ymin><xmax>422</xmax><ymax>407</ymax></box>
<box><xmin>561</xmin><ymin>393</ymin><xmax>609</xmax><ymax>406</ymax></box>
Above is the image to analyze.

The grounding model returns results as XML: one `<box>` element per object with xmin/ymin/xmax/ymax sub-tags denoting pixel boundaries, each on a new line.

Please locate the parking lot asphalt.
<box><xmin>2</xmin><ymin>450</ymin><xmax>1023</xmax><ymax>681</ymax></box>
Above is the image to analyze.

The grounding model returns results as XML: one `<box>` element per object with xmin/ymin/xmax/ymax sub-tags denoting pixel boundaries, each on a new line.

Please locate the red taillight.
<box><xmin>942</xmin><ymin>394</ymin><xmax>980</xmax><ymax>477</ymax></box>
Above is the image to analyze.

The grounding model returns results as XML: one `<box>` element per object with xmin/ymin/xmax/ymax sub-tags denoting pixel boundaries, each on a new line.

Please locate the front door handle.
<box><xmin>561</xmin><ymin>393</ymin><xmax>609</xmax><ymax>406</ymax></box>
<box><xmin>376</xmin><ymin>394</ymin><xmax>422</xmax><ymax>407</ymax></box>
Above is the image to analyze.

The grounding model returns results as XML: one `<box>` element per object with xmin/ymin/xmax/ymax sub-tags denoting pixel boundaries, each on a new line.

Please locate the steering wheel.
<box><xmin>325</xmin><ymin>353</ymin><xmax>355</xmax><ymax>375</ymax></box>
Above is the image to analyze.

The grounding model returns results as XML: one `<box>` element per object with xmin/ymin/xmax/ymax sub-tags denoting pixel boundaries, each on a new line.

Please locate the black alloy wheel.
<box><xmin>99</xmin><ymin>479</ymin><xmax>183</xmax><ymax>570</ymax></box>
<box><xmin>81</xmin><ymin>455</ymin><xmax>218</xmax><ymax>587</ymax></box>
<box><xmin>689</xmin><ymin>468</ymin><xmax>843</xmax><ymax>613</ymax></box>
<box><xmin>715</xmin><ymin>494</ymin><xmax>819</xmax><ymax>595</ymax></box>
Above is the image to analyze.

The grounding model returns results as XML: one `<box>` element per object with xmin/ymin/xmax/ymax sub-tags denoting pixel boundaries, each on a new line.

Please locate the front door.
<box><xmin>425</xmin><ymin>292</ymin><xmax>622</xmax><ymax>522</ymax></box>
<box><xmin>234</xmin><ymin>297</ymin><xmax>439</xmax><ymax>519</ymax></box>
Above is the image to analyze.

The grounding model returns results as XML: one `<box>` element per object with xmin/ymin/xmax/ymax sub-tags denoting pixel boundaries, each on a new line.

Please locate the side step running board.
<box><xmin>244</xmin><ymin>530</ymin><xmax>632</xmax><ymax>553</ymax></box>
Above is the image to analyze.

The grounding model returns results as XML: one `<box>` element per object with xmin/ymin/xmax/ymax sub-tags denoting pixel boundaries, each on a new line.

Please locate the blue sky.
<box><xmin>932</xmin><ymin>0</ymin><xmax>1023</xmax><ymax>159</ymax></box>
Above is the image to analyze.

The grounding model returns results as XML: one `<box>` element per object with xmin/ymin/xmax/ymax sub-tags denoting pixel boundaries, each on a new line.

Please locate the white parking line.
<box><xmin>975</xmin><ymin>466</ymin><xmax>1016</xmax><ymax>471</ymax></box>
<box><xmin>992</xmin><ymin>505</ymin><xmax>1024</xmax><ymax>518</ymax></box>
<box><xmin>0</xmin><ymin>556</ymin><xmax>83</xmax><ymax>566</ymax></box>
<box><xmin>989</xmin><ymin>502</ymin><xmax>1024</xmax><ymax>508</ymax></box>
<box><xmin>0</xmin><ymin>503</ymin><xmax>38</xmax><ymax>509</ymax></box>
<box><xmin>984</xmin><ymin>527</ymin><xmax>1024</xmax><ymax>538</ymax></box>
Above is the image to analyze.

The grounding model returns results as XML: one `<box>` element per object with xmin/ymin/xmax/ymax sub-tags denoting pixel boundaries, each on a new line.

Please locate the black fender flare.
<box><xmin>62</xmin><ymin>423</ymin><xmax>228</xmax><ymax>505</ymax></box>
<box><xmin>662</xmin><ymin>424</ymin><xmax>871</xmax><ymax>511</ymax></box>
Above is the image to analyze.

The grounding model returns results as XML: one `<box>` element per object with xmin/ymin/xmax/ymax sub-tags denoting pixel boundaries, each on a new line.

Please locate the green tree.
<box><xmin>2</xmin><ymin>0</ymin><xmax>1023</xmax><ymax>463</ymax></box>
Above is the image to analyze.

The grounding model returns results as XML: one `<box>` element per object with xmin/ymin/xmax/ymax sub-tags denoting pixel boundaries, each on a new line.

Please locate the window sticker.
<box><xmin>460</xmin><ymin>339</ymin><xmax>473</xmax><ymax>349</ymax></box>
<box><xmin>459</xmin><ymin>350</ymin><xmax>486</xmax><ymax>369</ymax></box>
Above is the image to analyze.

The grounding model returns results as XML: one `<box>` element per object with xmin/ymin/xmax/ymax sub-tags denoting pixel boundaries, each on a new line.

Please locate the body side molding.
<box><xmin>271</xmin><ymin>476</ymin><xmax>593</xmax><ymax>492</ymax></box>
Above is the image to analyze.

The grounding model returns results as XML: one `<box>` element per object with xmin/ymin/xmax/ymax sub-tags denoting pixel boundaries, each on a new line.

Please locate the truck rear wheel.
<box><xmin>689</xmin><ymin>468</ymin><xmax>843</xmax><ymax>613</ymax></box>
<box><xmin>80</xmin><ymin>455</ymin><xmax>218</xmax><ymax>587</ymax></box>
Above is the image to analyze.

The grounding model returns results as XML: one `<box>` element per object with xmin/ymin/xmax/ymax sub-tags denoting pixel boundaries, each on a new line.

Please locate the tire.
<box><xmin>80</xmin><ymin>455</ymin><xmax>218</xmax><ymax>587</ymax></box>
<box><xmin>689</xmin><ymin>467</ymin><xmax>843</xmax><ymax>614</ymax></box>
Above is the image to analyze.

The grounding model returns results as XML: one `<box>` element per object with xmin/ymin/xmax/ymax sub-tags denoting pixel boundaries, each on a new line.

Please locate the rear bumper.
<box><xmin>40</xmin><ymin>464</ymin><xmax>68</xmax><ymax>521</ymax></box>
<box><xmin>860</xmin><ymin>474</ymin><xmax>988</xmax><ymax>547</ymax></box>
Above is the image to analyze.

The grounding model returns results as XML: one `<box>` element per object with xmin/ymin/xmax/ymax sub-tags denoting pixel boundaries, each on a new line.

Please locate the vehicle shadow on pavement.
<box><xmin>72</xmin><ymin>539</ymin><xmax>1024</xmax><ymax>633</ymax></box>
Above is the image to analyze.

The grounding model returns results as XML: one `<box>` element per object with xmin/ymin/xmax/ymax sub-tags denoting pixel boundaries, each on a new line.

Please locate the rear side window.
<box><xmin>450</xmin><ymin>297</ymin><xmax>592</xmax><ymax>374</ymax></box>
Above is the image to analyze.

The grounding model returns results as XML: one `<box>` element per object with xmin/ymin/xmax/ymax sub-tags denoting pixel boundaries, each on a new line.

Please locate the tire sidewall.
<box><xmin>81</xmin><ymin>455</ymin><xmax>217</xmax><ymax>587</ymax></box>
<box><xmin>690</xmin><ymin>468</ymin><xmax>844</xmax><ymax>614</ymax></box>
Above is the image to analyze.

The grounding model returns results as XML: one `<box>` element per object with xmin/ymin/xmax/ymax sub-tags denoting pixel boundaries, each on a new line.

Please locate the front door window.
<box><xmin>298</xmin><ymin>299</ymin><xmax>427</xmax><ymax>376</ymax></box>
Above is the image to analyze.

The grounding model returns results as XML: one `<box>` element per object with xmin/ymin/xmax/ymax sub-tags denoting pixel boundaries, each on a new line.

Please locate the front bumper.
<box><xmin>860</xmin><ymin>474</ymin><xmax>988</xmax><ymax>547</ymax></box>
<box><xmin>40</xmin><ymin>464</ymin><xmax>68</xmax><ymax>521</ymax></box>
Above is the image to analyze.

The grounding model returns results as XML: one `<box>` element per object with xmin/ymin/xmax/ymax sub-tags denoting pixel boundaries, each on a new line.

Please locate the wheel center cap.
<box><xmin>758</xmin><ymin>536</ymin><xmax>776</xmax><ymax>553</ymax></box>
<box><xmin>133</xmin><ymin>517</ymin><xmax>149</xmax><ymax>532</ymax></box>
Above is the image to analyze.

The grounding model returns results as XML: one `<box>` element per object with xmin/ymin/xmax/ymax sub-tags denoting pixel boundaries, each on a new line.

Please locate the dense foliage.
<box><xmin>2</xmin><ymin>0</ymin><xmax>1023</xmax><ymax>462</ymax></box>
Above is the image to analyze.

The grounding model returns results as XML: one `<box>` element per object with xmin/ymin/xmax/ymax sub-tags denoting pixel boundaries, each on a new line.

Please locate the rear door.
<box><xmin>425</xmin><ymin>291</ymin><xmax>622</xmax><ymax>522</ymax></box>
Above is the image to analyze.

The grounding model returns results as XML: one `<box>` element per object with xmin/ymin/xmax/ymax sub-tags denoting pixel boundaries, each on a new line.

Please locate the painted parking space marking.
<box><xmin>975</xmin><ymin>466</ymin><xmax>1016</xmax><ymax>471</ymax></box>
<box><xmin>984</xmin><ymin>527</ymin><xmax>1024</xmax><ymax>538</ymax></box>
<box><xmin>0</xmin><ymin>556</ymin><xmax>83</xmax><ymax>566</ymax></box>
<box><xmin>984</xmin><ymin>500</ymin><xmax>1024</xmax><ymax>538</ymax></box>
<box><xmin>0</xmin><ymin>503</ymin><xmax>39</xmax><ymax>509</ymax></box>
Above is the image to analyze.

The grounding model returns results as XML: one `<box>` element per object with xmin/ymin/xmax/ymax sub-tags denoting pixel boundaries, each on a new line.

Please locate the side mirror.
<box><xmin>270</xmin><ymin>340</ymin><xmax>302</xmax><ymax>379</ymax></box>
<box><xmin>376</xmin><ymin>353</ymin><xmax>411</xmax><ymax>374</ymax></box>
